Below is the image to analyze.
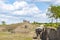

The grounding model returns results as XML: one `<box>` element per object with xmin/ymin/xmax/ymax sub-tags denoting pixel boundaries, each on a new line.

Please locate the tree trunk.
<box><xmin>56</xmin><ymin>19</ymin><xmax>58</xmax><ymax>26</ymax></box>
<box><xmin>51</xmin><ymin>18</ymin><xmax>53</xmax><ymax>26</ymax></box>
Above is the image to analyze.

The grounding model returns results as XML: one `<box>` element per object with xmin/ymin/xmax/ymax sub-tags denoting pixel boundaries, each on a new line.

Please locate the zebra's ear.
<box><xmin>43</xmin><ymin>28</ymin><xmax>45</xmax><ymax>31</ymax></box>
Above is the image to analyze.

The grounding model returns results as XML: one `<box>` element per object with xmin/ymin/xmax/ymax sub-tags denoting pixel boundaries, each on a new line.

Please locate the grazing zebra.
<box><xmin>35</xmin><ymin>25</ymin><xmax>45</xmax><ymax>40</ymax></box>
<box><xmin>57</xmin><ymin>26</ymin><xmax>60</xmax><ymax>40</ymax></box>
<box><xmin>34</xmin><ymin>26</ymin><xmax>57</xmax><ymax>40</ymax></box>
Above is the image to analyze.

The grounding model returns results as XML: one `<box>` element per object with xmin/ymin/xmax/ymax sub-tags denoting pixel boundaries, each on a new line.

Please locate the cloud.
<box><xmin>13</xmin><ymin>1</ymin><xmax>28</xmax><ymax>9</ymax></box>
<box><xmin>0</xmin><ymin>14</ymin><xmax>22</xmax><ymax>24</ymax></box>
<box><xmin>53</xmin><ymin>0</ymin><xmax>60</xmax><ymax>5</ymax></box>
<box><xmin>0</xmin><ymin>0</ymin><xmax>51</xmax><ymax>24</ymax></box>
<box><xmin>13</xmin><ymin>1</ymin><xmax>41</xmax><ymax>15</ymax></box>
<box><xmin>0</xmin><ymin>14</ymin><xmax>19</xmax><ymax>20</ymax></box>
<box><xmin>34</xmin><ymin>0</ymin><xmax>52</xmax><ymax>2</ymax></box>
<box><xmin>34</xmin><ymin>13</ymin><xmax>46</xmax><ymax>18</ymax></box>
<box><xmin>0</xmin><ymin>1</ymin><xmax>41</xmax><ymax>15</ymax></box>
<box><xmin>12</xmin><ymin>4</ymin><xmax>41</xmax><ymax>15</ymax></box>
<box><xmin>0</xmin><ymin>0</ymin><xmax>14</xmax><ymax>11</ymax></box>
<box><xmin>16</xmin><ymin>0</ymin><xmax>60</xmax><ymax>5</ymax></box>
<box><xmin>17</xmin><ymin>0</ymin><xmax>52</xmax><ymax>2</ymax></box>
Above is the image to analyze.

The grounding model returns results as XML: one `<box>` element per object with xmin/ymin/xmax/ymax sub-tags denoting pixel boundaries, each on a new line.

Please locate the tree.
<box><xmin>2</xmin><ymin>21</ymin><xmax>6</xmax><ymax>25</ymax></box>
<box><xmin>47</xmin><ymin>5</ymin><xmax>60</xmax><ymax>26</ymax></box>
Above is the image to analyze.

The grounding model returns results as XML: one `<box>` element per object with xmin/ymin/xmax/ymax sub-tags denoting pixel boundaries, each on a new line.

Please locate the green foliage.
<box><xmin>47</xmin><ymin>5</ymin><xmax>60</xmax><ymax>27</ymax></box>
<box><xmin>45</xmin><ymin>23</ymin><xmax>59</xmax><ymax>28</ymax></box>
<box><xmin>32</xmin><ymin>21</ymin><xmax>41</xmax><ymax>25</ymax></box>
<box><xmin>48</xmin><ymin>5</ymin><xmax>60</xmax><ymax>19</ymax></box>
<box><xmin>2</xmin><ymin>21</ymin><xmax>6</xmax><ymax>25</ymax></box>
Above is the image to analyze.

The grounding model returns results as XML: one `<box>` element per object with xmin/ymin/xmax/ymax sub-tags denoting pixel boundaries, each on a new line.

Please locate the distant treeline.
<box><xmin>0</xmin><ymin>21</ymin><xmax>60</xmax><ymax>28</ymax></box>
<box><xmin>32</xmin><ymin>22</ymin><xmax>60</xmax><ymax>28</ymax></box>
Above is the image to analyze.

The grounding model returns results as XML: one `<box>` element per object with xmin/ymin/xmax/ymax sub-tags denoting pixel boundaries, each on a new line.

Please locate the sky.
<box><xmin>0</xmin><ymin>0</ymin><xmax>60</xmax><ymax>24</ymax></box>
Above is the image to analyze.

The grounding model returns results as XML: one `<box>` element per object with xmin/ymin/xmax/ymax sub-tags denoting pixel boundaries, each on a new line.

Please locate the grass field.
<box><xmin>0</xmin><ymin>32</ymin><xmax>33</xmax><ymax>40</ymax></box>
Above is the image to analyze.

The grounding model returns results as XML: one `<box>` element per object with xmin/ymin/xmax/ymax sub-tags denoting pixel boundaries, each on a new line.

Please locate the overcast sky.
<box><xmin>0</xmin><ymin>0</ymin><xmax>60</xmax><ymax>24</ymax></box>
